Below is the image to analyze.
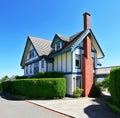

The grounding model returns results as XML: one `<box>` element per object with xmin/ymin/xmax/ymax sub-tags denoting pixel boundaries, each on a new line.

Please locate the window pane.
<box><xmin>34</xmin><ymin>62</ymin><xmax>39</xmax><ymax>75</ymax></box>
<box><xmin>41</xmin><ymin>60</ymin><xmax>44</xmax><ymax>68</ymax></box>
<box><xmin>75</xmin><ymin>54</ymin><xmax>81</xmax><ymax>68</ymax></box>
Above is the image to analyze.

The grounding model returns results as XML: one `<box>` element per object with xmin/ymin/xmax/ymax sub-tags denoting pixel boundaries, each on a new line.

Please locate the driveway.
<box><xmin>0</xmin><ymin>93</ymin><xmax>69</xmax><ymax>118</ymax></box>
<box><xmin>28</xmin><ymin>95</ymin><xmax>120</xmax><ymax>118</ymax></box>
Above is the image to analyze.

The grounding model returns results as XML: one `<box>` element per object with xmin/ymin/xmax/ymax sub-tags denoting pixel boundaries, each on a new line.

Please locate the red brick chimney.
<box><xmin>82</xmin><ymin>12</ymin><xmax>94</xmax><ymax>97</ymax></box>
<box><xmin>83</xmin><ymin>12</ymin><xmax>90</xmax><ymax>30</ymax></box>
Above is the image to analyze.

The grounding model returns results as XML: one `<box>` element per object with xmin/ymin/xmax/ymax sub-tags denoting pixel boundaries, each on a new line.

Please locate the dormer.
<box><xmin>51</xmin><ymin>34</ymin><xmax>69</xmax><ymax>51</ymax></box>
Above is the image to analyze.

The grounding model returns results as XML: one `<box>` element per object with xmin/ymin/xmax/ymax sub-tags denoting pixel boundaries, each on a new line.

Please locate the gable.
<box><xmin>21</xmin><ymin>36</ymin><xmax>52</xmax><ymax>67</ymax></box>
<box><xmin>71</xmin><ymin>29</ymin><xmax>104</xmax><ymax>59</ymax></box>
<box><xmin>26</xmin><ymin>45</ymin><xmax>38</xmax><ymax>60</ymax></box>
<box><xmin>20</xmin><ymin>38</ymin><xmax>39</xmax><ymax>67</ymax></box>
<box><xmin>51</xmin><ymin>34</ymin><xmax>69</xmax><ymax>51</ymax></box>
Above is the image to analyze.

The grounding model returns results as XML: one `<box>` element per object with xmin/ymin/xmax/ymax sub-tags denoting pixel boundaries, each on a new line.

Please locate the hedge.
<box><xmin>2</xmin><ymin>78</ymin><xmax>66</xmax><ymax>99</ymax></box>
<box><xmin>109</xmin><ymin>67</ymin><xmax>120</xmax><ymax>107</ymax></box>
<box><xmin>33</xmin><ymin>72</ymin><xmax>64</xmax><ymax>78</ymax></box>
<box><xmin>16</xmin><ymin>72</ymin><xmax>64</xmax><ymax>79</ymax></box>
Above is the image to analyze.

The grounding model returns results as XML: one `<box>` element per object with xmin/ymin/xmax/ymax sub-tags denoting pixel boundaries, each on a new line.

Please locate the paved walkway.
<box><xmin>28</xmin><ymin>96</ymin><xmax>120</xmax><ymax>118</ymax></box>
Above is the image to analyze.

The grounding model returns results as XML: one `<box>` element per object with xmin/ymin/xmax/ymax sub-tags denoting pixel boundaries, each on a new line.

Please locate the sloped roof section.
<box><xmin>50</xmin><ymin>29</ymin><xmax>104</xmax><ymax>59</ymax></box>
<box><xmin>21</xmin><ymin>36</ymin><xmax>52</xmax><ymax>67</ymax></box>
<box><xmin>62</xmin><ymin>31</ymin><xmax>85</xmax><ymax>51</ymax></box>
<box><xmin>56</xmin><ymin>34</ymin><xmax>69</xmax><ymax>42</ymax></box>
<box><xmin>29</xmin><ymin>36</ymin><xmax>52</xmax><ymax>56</ymax></box>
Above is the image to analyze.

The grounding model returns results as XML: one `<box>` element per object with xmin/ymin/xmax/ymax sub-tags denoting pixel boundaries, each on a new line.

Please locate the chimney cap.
<box><xmin>83</xmin><ymin>12</ymin><xmax>91</xmax><ymax>16</ymax></box>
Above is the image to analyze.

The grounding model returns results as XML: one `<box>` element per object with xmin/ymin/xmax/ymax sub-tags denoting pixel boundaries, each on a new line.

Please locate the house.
<box><xmin>20</xmin><ymin>13</ymin><xmax>104</xmax><ymax>97</ymax></box>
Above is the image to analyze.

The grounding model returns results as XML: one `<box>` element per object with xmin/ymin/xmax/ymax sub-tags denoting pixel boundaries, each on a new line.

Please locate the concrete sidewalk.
<box><xmin>27</xmin><ymin>96</ymin><xmax>120</xmax><ymax>118</ymax></box>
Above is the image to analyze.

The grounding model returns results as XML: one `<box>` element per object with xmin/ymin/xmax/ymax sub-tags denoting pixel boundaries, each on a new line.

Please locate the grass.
<box><xmin>108</xmin><ymin>102</ymin><xmax>120</xmax><ymax>113</ymax></box>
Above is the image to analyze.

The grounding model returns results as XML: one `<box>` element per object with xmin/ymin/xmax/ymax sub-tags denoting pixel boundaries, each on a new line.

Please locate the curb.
<box><xmin>26</xmin><ymin>100</ymin><xmax>75</xmax><ymax>118</ymax></box>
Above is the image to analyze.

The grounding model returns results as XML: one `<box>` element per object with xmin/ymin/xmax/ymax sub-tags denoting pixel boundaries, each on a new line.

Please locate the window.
<box><xmin>34</xmin><ymin>62</ymin><xmax>39</xmax><ymax>75</ymax></box>
<box><xmin>55</xmin><ymin>41</ymin><xmax>61</xmax><ymax>51</ymax></box>
<box><xmin>75</xmin><ymin>54</ymin><xmax>81</xmax><ymax>69</ymax></box>
<box><xmin>26</xmin><ymin>66</ymin><xmax>28</xmax><ymax>74</ymax></box>
<box><xmin>29</xmin><ymin>50</ymin><xmax>34</xmax><ymax>59</ymax></box>
<box><xmin>30</xmin><ymin>65</ymin><xmax>32</xmax><ymax>73</ymax></box>
<box><xmin>41</xmin><ymin>60</ymin><xmax>44</xmax><ymax>68</ymax></box>
<box><xmin>57</xmin><ymin>41</ymin><xmax>61</xmax><ymax>50</ymax></box>
<box><xmin>92</xmin><ymin>57</ymin><xmax>96</xmax><ymax>69</ymax></box>
<box><xmin>76</xmin><ymin>76</ymin><xmax>82</xmax><ymax>88</ymax></box>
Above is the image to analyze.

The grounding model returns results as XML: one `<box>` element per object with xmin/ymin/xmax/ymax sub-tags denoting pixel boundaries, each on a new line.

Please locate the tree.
<box><xmin>1</xmin><ymin>76</ymin><xmax>9</xmax><ymax>82</ymax></box>
<box><xmin>102</xmin><ymin>75</ymin><xmax>110</xmax><ymax>89</ymax></box>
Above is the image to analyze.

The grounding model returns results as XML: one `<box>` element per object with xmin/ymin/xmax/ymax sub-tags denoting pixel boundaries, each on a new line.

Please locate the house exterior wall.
<box><xmin>64</xmin><ymin>74</ymin><xmax>82</xmax><ymax>95</ymax></box>
<box><xmin>61</xmin><ymin>54</ymin><xmax>66</xmax><ymax>72</ymax></box>
<box><xmin>53</xmin><ymin>52</ymin><xmax>72</xmax><ymax>73</ymax></box>
<box><xmin>26</xmin><ymin>45</ymin><xmax>38</xmax><ymax>64</ymax></box>
<box><xmin>64</xmin><ymin>41</ymin><xmax>97</xmax><ymax>96</ymax></box>
<box><xmin>48</xmin><ymin>62</ymin><xmax>53</xmax><ymax>72</ymax></box>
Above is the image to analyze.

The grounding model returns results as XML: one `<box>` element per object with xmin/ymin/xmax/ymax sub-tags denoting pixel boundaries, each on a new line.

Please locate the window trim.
<box><xmin>41</xmin><ymin>59</ymin><xmax>44</xmax><ymax>68</ymax></box>
<box><xmin>75</xmin><ymin>54</ymin><xmax>81</xmax><ymax>69</ymax></box>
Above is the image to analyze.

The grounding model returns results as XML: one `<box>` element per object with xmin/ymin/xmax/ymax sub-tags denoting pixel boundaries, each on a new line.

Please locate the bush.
<box><xmin>109</xmin><ymin>67</ymin><xmax>120</xmax><ymax>107</ymax></box>
<box><xmin>2</xmin><ymin>78</ymin><xmax>66</xmax><ymax>99</ymax></box>
<box><xmin>102</xmin><ymin>75</ymin><xmax>110</xmax><ymax>89</ymax></box>
<box><xmin>16</xmin><ymin>75</ymin><xmax>28</xmax><ymax>79</ymax></box>
<box><xmin>33</xmin><ymin>72</ymin><xmax>64</xmax><ymax>78</ymax></box>
<box><xmin>73</xmin><ymin>87</ymin><xmax>83</xmax><ymax>98</ymax></box>
<box><xmin>91</xmin><ymin>85</ymin><xmax>101</xmax><ymax>97</ymax></box>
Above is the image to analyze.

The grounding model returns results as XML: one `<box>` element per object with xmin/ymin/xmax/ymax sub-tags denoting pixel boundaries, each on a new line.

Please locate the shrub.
<box><xmin>73</xmin><ymin>87</ymin><xmax>83</xmax><ymax>98</ymax></box>
<box><xmin>109</xmin><ymin>67</ymin><xmax>120</xmax><ymax>107</ymax></box>
<box><xmin>33</xmin><ymin>72</ymin><xmax>64</xmax><ymax>78</ymax></box>
<box><xmin>91</xmin><ymin>85</ymin><xmax>101</xmax><ymax>97</ymax></box>
<box><xmin>2</xmin><ymin>78</ymin><xmax>66</xmax><ymax>99</ymax></box>
<box><xmin>102</xmin><ymin>75</ymin><xmax>110</xmax><ymax>89</ymax></box>
<box><xmin>16</xmin><ymin>75</ymin><xmax>28</xmax><ymax>79</ymax></box>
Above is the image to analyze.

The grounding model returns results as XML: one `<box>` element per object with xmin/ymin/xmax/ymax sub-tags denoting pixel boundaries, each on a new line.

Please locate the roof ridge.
<box><xmin>56</xmin><ymin>33</ymin><xmax>70</xmax><ymax>42</ymax></box>
<box><xmin>28</xmin><ymin>35</ymin><xmax>52</xmax><ymax>42</ymax></box>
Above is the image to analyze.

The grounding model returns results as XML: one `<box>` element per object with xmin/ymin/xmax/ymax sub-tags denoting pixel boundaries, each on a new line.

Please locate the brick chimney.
<box><xmin>83</xmin><ymin>12</ymin><xmax>90</xmax><ymax>30</ymax></box>
<box><xmin>82</xmin><ymin>12</ymin><xmax>94</xmax><ymax>97</ymax></box>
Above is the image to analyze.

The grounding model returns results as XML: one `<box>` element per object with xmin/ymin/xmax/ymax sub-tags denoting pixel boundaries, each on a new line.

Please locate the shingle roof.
<box><xmin>49</xmin><ymin>31</ymin><xmax>85</xmax><ymax>56</ymax></box>
<box><xmin>56</xmin><ymin>34</ymin><xmax>69</xmax><ymax>42</ymax></box>
<box><xmin>62</xmin><ymin>31</ymin><xmax>84</xmax><ymax>51</ymax></box>
<box><xmin>29</xmin><ymin>36</ymin><xmax>52</xmax><ymax>56</ymax></box>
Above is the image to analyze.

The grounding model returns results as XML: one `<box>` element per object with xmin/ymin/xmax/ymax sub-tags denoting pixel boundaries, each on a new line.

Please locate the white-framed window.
<box><xmin>26</xmin><ymin>66</ymin><xmax>28</xmax><ymax>74</ymax></box>
<box><xmin>57</xmin><ymin>41</ymin><xmax>60</xmax><ymax>50</ymax></box>
<box><xmin>55</xmin><ymin>40</ymin><xmax>62</xmax><ymax>51</ymax></box>
<box><xmin>34</xmin><ymin>62</ymin><xmax>39</xmax><ymax>75</ymax></box>
<box><xmin>41</xmin><ymin>59</ymin><xmax>44</xmax><ymax>68</ymax></box>
<box><xmin>30</xmin><ymin>65</ymin><xmax>32</xmax><ymax>73</ymax></box>
<box><xmin>75</xmin><ymin>54</ymin><xmax>81</xmax><ymax>69</ymax></box>
<box><xmin>29</xmin><ymin>49</ymin><xmax>34</xmax><ymax>59</ymax></box>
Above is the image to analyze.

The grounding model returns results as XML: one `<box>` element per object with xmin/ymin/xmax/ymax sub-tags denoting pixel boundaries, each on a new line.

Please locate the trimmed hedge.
<box><xmin>33</xmin><ymin>72</ymin><xmax>64</xmax><ymax>78</ymax></box>
<box><xmin>16</xmin><ymin>72</ymin><xmax>64</xmax><ymax>79</ymax></box>
<box><xmin>91</xmin><ymin>85</ymin><xmax>101</xmax><ymax>97</ymax></box>
<box><xmin>109</xmin><ymin>67</ymin><xmax>120</xmax><ymax>107</ymax></box>
<box><xmin>2</xmin><ymin>78</ymin><xmax>66</xmax><ymax>99</ymax></box>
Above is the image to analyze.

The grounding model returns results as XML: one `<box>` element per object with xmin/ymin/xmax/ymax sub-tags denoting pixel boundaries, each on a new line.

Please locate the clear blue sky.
<box><xmin>0</xmin><ymin>0</ymin><xmax>120</xmax><ymax>78</ymax></box>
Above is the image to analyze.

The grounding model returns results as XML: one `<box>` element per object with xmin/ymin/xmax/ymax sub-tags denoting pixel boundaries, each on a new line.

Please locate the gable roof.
<box><xmin>29</xmin><ymin>36</ymin><xmax>52</xmax><ymax>56</ymax></box>
<box><xmin>51</xmin><ymin>34</ymin><xmax>69</xmax><ymax>48</ymax></box>
<box><xmin>50</xmin><ymin>29</ymin><xmax>104</xmax><ymax>59</ymax></box>
<box><xmin>21</xmin><ymin>28</ymin><xmax>104</xmax><ymax>67</ymax></box>
<box><xmin>56</xmin><ymin>34</ymin><xmax>69</xmax><ymax>42</ymax></box>
<box><xmin>20</xmin><ymin>36</ymin><xmax>52</xmax><ymax>67</ymax></box>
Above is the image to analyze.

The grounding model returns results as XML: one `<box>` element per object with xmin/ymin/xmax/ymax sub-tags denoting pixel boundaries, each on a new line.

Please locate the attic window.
<box><xmin>55</xmin><ymin>41</ymin><xmax>61</xmax><ymax>51</ymax></box>
<box><xmin>29</xmin><ymin>49</ymin><xmax>34</xmax><ymax>59</ymax></box>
